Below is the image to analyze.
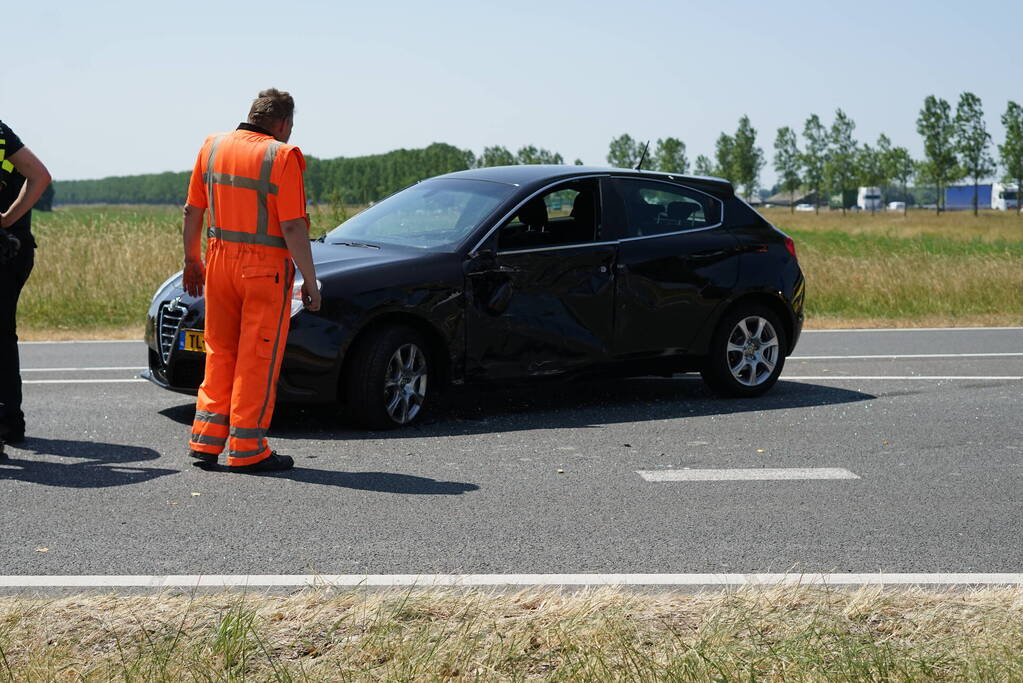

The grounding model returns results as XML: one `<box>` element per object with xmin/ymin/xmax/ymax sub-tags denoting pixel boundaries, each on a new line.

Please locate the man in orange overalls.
<box><xmin>181</xmin><ymin>88</ymin><xmax>320</xmax><ymax>473</ymax></box>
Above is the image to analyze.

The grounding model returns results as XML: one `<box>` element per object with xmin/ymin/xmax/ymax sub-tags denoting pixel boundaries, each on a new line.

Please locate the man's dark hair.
<box><xmin>247</xmin><ymin>88</ymin><xmax>294</xmax><ymax>127</ymax></box>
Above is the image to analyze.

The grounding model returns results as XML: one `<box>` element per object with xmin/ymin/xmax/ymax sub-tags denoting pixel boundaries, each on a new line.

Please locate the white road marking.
<box><xmin>22</xmin><ymin>379</ymin><xmax>147</xmax><ymax>385</ymax></box>
<box><xmin>1</xmin><ymin>573</ymin><xmax>1021</xmax><ymax>588</ymax></box>
<box><xmin>19</xmin><ymin>339</ymin><xmax>141</xmax><ymax>345</ymax></box>
<box><xmin>22</xmin><ymin>367</ymin><xmax>145</xmax><ymax>372</ymax></box>
<box><xmin>790</xmin><ymin>352</ymin><xmax>1023</xmax><ymax>360</ymax></box>
<box><xmin>783</xmin><ymin>376</ymin><xmax>1022</xmax><ymax>380</ymax></box>
<box><xmin>804</xmin><ymin>326</ymin><xmax>1023</xmax><ymax>332</ymax></box>
<box><xmin>637</xmin><ymin>468</ymin><xmax>859</xmax><ymax>482</ymax></box>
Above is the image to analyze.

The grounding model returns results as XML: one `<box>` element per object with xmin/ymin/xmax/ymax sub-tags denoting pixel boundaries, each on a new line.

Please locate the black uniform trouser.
<box><xmin>0</xmin><ymin>241</ymin><xmax>34</xmax><ymax>431</ymax></box>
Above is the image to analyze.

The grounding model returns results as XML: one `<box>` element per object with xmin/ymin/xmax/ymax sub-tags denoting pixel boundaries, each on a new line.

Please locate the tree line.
<box><xmin>609</xmin><ymin>94</ymin><xmax>1022</xmax><ymax>216</ymax></box>
<box><xmin>50</xmin><ymin>96</ymin><xmax>1023</xmax><ymax>215</ymax></box>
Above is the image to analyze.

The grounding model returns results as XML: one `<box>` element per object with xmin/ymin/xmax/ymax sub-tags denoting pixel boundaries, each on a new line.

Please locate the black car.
<box><xmin>143</xmin><ymin>165</ymin><xmax>805</xmax><ymax>428</ymax></box>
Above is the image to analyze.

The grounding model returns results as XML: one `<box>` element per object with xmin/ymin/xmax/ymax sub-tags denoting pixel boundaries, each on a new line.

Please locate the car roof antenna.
<box><xmin>634</xmin><ymin>141</ymin><xmax>650</xmax><ymax>171</ymax></box>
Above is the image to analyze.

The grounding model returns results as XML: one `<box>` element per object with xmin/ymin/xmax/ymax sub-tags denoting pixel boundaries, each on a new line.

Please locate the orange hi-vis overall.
<box><xmin>185</xmin><ymin>126</ymin><xmax>307</xmax><ymax>467</ymax></box>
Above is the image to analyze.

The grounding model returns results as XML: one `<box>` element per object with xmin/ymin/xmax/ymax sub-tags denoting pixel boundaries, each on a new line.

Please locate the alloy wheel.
<box><xmin>726</xmin><ymin>316</ymin><xmax>779</xmax><ymax>387</ymax></box>
<box><xmin>383</xmin><ymin>343</ymin><xmax>428</xmax><ymax>424</ymax></box>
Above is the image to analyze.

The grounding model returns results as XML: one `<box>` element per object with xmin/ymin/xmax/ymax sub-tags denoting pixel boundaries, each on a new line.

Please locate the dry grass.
<box><xmin>1</xmin><ymin>586</ymin><xmax>1022</xmax><ymax>680</ymax></box>
<box><xmin>18</xmin><ymin>205</ymin><xmax>1023</xmax><ymax>340</ymax></box>
<box><xmin>761</xmin><ymin>206</ymin><xmax>1023</xmax><ymax>243</ymax></box>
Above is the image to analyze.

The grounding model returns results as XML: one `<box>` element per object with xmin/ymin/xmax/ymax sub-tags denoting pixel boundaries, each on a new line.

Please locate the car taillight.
<box><xmin>784</xmin><ymin>236</ymin><xmax>797</xmax><ymax>260</ymax></box>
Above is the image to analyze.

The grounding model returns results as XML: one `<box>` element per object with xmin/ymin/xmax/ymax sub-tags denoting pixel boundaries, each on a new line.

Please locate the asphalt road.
<box><xmin>3</xmin><ymin>328</ymin><xmax>1021</xmax><ymax>579</ymax></box>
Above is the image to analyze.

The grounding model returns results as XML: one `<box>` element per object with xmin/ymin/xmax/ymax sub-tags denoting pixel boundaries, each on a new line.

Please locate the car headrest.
<box><xmin>517</xmin><ymin>198</ymin><xmax>548</xmax><ymax>229</ymax></box>
<box><xmin>569</xmin><ymin>189</ymin><xmax>595</xmax><ymax>223</ymax></box>
<box><xmin>666</xmin><ymin>201</ymin><xmax>699</xmax><ymax>222</ymax></box>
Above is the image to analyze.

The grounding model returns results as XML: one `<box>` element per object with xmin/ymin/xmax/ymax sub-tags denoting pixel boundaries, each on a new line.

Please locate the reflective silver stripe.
<box><xmin>228</xmin><ymin>445</ymin><xmax>268</xmax><ymax>459</ymax></box>
<box><xmin>194</xmin><ymin>410</ymin><xmax>229</xmax><ymax>426</ymax></box>
<box><xmin>256</xmin><ymin>142</ymin><xmax>283</xmax><ymax>235</ymax></box>
<box><xmin>229</xmin><ymin>426</ymin><xmax>266</xmax><ymax>440</ymax></box>
<box><xmin>202</xmin><ymin>171</ymin><xmax>279</xmax><ymax>195</ymax></box>
<box><xmin>257</xmin><ymin>259</ymin><xmax>293</xmax><ymax>427</ymax></box>
<box><xmin>205</xmin><ymin>135</ymin><xmax>225</xmax><ymax>228</ymax></box>
<box><xmin>207</xmin><ymin>227</ymin><xmax>287</xmax><ymax>248</ymax></box>
<box><xmin>191</xmin><ymin>433</ymin><xmax>227</xmax><ymax>446</ymax></box>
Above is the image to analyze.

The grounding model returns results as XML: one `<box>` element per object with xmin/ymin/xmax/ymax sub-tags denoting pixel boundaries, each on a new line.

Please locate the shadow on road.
<box><xmin>0</xmin><ymin>437</ymin><xmax>176</xmax><ymax>488</ymax></box>
<box><xmin>160</xmin><ymin>376</ymin><xmax>876</xmax><ymax>441</ymax></box>
<box><xmin>191</xmin><ymin>463</ymin><xmax>478</xmax><ymax>495</ymax></box>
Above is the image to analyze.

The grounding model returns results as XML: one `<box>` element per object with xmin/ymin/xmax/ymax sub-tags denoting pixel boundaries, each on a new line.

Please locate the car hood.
<box><xmin>310</xmin><ymin>241</ymin><xmax>428</xmax><ymax>277</ymax></box>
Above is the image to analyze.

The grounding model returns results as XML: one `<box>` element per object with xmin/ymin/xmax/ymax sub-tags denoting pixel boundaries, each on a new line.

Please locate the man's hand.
<box><xmin>301</xmin><ymin>279</ymin><xmax>321</xmax><ymax>312</ymax></box>
<box><xmin>0</xmin><ymin>213</ymin><xmax>10</xmax><ymax>229</ymax></box>
<box><xmin>183</xmin><ymin>260</ymin><xmax>205</xmax><ymax>297</ymax></box>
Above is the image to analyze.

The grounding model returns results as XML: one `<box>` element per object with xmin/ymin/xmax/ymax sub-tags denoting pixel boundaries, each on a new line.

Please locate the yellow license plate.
<box><xmin>179</xmin><ymin>330</ymin><xmax>206</xmax><ymax>353</ymax></box>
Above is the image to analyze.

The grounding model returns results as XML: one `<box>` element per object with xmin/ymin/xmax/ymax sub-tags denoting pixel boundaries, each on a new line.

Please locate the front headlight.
<box><xmin>290</xmin><ymin>277</ymin><xmax>323</xmax><ymax>317</ymax></box>
<box><xmin>154</xmin><ymin>271</ymin><xmax>183</xmax><ymax>300</ymax></box>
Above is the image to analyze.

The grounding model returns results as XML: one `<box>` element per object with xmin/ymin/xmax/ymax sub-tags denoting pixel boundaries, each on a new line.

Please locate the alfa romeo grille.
<box><xmin>157</xmin><ymin>301</ymin><xmax>187</xmax><ymax>365</ymax></box>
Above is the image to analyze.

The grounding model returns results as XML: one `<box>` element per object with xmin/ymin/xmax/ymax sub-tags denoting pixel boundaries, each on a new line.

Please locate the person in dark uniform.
<box><xmin>0</xmin><ymin>120</ymin><xmax>52</xmax><ymax>445</ymax></box>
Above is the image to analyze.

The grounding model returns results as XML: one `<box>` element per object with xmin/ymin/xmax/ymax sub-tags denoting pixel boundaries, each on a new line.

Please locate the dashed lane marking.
<box><xmin>22</xmin><ymin>379</ymin><xmax>147</xmax><ymax>385</ymax></box>
<box><xmin>22</xmin><ymin>367</ymin><xmax>145</xmax><ymax>372</ymax></box>
<box><xmin>637</xmin><ymin>468</ymin><xmax>859</xmax><ymax>482</ymax></box>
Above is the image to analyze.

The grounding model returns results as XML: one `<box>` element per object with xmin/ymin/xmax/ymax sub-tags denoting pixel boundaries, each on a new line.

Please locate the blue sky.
<box><xmin>4</xmin><ymin>0</ymin><xmax>1017</xmax><ymax>185</ymax></box>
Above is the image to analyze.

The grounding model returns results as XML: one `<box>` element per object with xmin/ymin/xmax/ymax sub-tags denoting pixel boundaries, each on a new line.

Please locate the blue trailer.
<box><xmin>945</xmin><ymin>183</ymin><xmax>993</xmax><ymax>210</ymax></box>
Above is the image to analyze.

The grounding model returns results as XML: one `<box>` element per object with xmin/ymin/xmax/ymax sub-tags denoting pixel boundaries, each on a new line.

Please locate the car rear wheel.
<box><xmin>700</xmin><ymin>305</ymin><xmax>787</xmax><ymax>397</ymax></box>
<box><xmin>344</xmin><ymin>325</ymin><xmax>430</xmax><ymax>429</ymax></box>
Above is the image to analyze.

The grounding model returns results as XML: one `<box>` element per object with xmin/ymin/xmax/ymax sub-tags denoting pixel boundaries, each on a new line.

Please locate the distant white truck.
<box><xmin>993</xmin><ymin>183</ymin><xmax>1019</xmax><ymax>211</ymax></box>
<box><xmin>857</xmin><ymin>186</ymin><xmax>882</xmax><ymax>211</ymax></box>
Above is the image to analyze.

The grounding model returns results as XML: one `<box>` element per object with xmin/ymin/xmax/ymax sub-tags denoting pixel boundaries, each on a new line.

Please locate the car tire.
<box><xmin>344</xmin><ymin>325</ymin><xmax>431</xmax><ymax>429</ymax></box>
<box><xmin>700</xmin><ymin>305</ymin><xmax>787</xmax><ymax>398</ymax></box>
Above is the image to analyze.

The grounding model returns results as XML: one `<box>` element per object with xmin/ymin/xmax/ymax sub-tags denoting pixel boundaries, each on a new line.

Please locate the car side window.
<box><xmin>497</xmin><ymin>179</ymin><xmax>600</xmax><ymax>251</ymax></box>
<box><xmin>613</xmin><ymin>179</ymin><xmax>721</xmax><ymax>238</ymax></box>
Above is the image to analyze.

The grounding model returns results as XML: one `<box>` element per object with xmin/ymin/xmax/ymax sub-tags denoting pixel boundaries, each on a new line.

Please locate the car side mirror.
<box><xmin>465</xmin><ymin>249</ymin><xmax>497</xmax><ymax>275</ymax></box>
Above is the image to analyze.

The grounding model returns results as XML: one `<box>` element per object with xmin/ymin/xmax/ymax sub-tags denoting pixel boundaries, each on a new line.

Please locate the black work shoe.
<box><xmin>4</xmin><ymin>431</ymin><xmax>24</xmax><ymax>445</ymax></box>
<box><xmin>189</xmin><ymin>449</ymin><xmax>218</xmax><ymax>465</ymax></box>
<box><xmin>229</xmin><ymin>452</ymin><xmax>294</xmax><ymax>473</ymax></box>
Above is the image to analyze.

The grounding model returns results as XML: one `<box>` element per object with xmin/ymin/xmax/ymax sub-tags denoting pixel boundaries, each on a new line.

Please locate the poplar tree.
<box><xmin>654</xmin><ymin>137</ymin><xmax>689</xmax><ymax>174</ymax></box>
<box><xmin>801</xmin><ymin>114</ymin><xmax>828</xmax><ymax>214</ymax></box>
<box><xmin>713</xmin><ymin>133</ymin><xmax>735</xmax><ymax>180</ymax></box>
<box><xmin>825</xmin><ymin>109</ymin><xmax>858</xmax><ymax>215</ymax></box>
<box><xmin>607</xmin><ymin>134</ymin><xmax>639</xmax><ymax>168</ymax></box>
<box><xmin>916</xmin><ymin>95</ymin><xmax>959</xmax><ymax>214</ymax></box>
<box><xmin>693</xmin><ymin>155</ymin><xmax>715</xmax><ymax>177</ymax></box>
<box><xmin>954</xmin><ymin>92</ymin><xmax>995</xmax><ymax>216</ymax></box>
<box><xmin>857</xmin><ymin>143</ymin><xmax>884</xmax><ymax>213</ymax></box>
<box><xmin>731</xmin><ymin>115</ymin><xmax>764</xmax><ymax>200</ymax></box>
<box><xmin>885</xmin><ymin>146</ymin><xmax>915</xmax><ymax>216</ymax></box>
<box><xmin>875</xmin><ymin>134</ymin><xmax>894</xmax><ymax>205</ymax></box>
<box><xmin>999</xmin><ymin>101</ymin><xmax>1023</xmax><ymax>215</ymax></box>
<box><xmin>773</xmin><ymin>126</ymin><xmax>801</xmax><ymax>211</ymax></box>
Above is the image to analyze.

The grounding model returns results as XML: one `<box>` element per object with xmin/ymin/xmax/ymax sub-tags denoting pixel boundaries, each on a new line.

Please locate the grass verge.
<box><xmin>18</xmin><ymin>206</ymin><xmax>1023</xmax><ymax>339</ymax></box>
<box><xmin>1</xmin><ymin>586</ymin><xmax>1022</xmax><ymax>680</ymax></box>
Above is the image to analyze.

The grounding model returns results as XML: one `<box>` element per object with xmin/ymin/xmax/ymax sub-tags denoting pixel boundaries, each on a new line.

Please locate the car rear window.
<box><xmin>611</xmin><ymin>178</ymin><xmax>722</xmax><ymax>238</ymax></box>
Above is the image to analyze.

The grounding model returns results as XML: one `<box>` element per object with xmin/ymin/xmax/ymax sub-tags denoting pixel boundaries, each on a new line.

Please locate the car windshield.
<box><xmin>326</xmin><ymin>178</ymin><xmax>515</xmax><ymax>249</ymax></box>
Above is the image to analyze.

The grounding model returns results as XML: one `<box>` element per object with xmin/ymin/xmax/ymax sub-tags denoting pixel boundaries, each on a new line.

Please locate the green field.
<box><xmin>17</xmin><ymin>205</ymin><xmax>1023</xmax><ymax>339</ymax></box>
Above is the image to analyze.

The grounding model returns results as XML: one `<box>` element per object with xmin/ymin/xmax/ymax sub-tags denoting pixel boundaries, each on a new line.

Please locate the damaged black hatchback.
<box><xmin>143</xmin><ymin>165</ymin><xmax>805</xmax><ymax>428</ymax></box>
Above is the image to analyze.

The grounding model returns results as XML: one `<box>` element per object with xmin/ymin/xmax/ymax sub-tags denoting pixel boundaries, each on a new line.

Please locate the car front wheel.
<box><xmin>700</xmin><ymin>306</ymin><xmax>787</xmax><ymax>397</ymax></box>
<box><xmin>344</xmin><ymin>325</ymin><xmax>430</xmax><ymax>429</ymax></box>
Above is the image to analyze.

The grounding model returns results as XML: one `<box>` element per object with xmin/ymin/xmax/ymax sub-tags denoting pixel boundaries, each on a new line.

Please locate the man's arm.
<box><xmin>0</xmin><ymin>147</ymin><xmax>52</xmax><ymax>229</ymax></box>
<box><xmin>182</xmin><ymin>204</ymin><xmax>206</xmax><ymax>297</ymax></box>
<box><xmin>281</xmin><ymin>217</ymin><xmax>320</xmax><ymax>311</ymax></box>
